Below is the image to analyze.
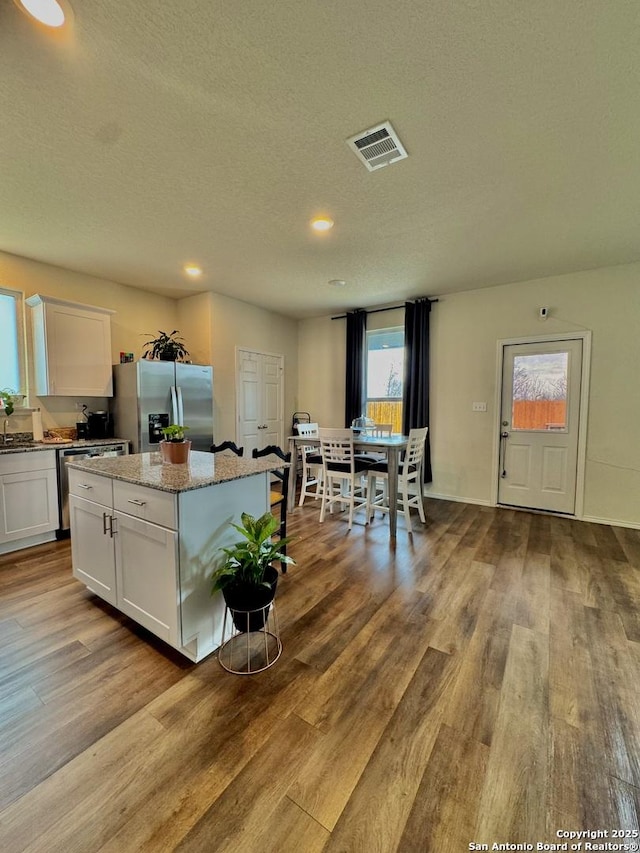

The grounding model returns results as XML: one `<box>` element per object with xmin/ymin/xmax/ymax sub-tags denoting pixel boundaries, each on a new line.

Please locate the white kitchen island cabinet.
<box><xmin>67</xmin><ymin>451</ymin><xmax>282</xmax><ymax>663</ymax></box>
<box><xmin>0</xmin><ymin>450</ymin><xmax>58</xmax><ymax>554</ymax></box>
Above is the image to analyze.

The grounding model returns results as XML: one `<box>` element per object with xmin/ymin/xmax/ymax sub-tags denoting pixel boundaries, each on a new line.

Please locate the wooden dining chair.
<box><xmin>366</xmin><ymin>426</ymin><xmax>429</xmax><ymax>533</ymax></box>
<box><xmin>318</xmin><ymin>428</ymin><xmax>374</xmax><ymax>531</ymax></box>
<box><xmin>210</xmin><ymin>440</ymin><xmax>244</xmax><ymax>456</ymax></box>
<box><xmin>295</xmin><ymin>422</ymin><xmax>323</xmax><ymax>506</ymax></box>
<box><xmin>252</xmin><ymin>445</ymin><xmax>291</xmax><ymax>573</ymax></box>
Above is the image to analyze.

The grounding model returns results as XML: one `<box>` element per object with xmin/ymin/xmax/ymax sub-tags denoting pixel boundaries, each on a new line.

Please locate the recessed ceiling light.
<box><xmin>328</xmin><ymin>279</ymin><xmax>346</xmax><ymax>287</ymax></box>
<box><xmin>184</xmin><ymin>265</ymin><xmax>202</xmax><ymax>278</ymax></box>
<box><xmin>311</xmin><ymin>217</ymin><xmax>334</xmax><ymax>232</ymax></box>
<box><xmin>15</xmin><ymin>0</ymin><xmax>67</xmax><ymax>27</ymax></box>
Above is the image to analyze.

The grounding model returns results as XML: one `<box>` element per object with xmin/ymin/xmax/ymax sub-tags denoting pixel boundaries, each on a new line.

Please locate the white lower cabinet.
<box><xmin>69</xmin><ymin>470</ymin><xmax>179</xmax><ymax>647</ymax></box>
<box><xmin>0</xmin><ymin>451</ymin><xmax>58</xmax><ymax>553</ymax></box>
<box><xmin>69</xmin><ymin>466</ymin><xmax>268</xmax><ymax>662</ymax></box>
<box><xmin>113</xmin><ymin>511</ymin><xmax>178</xmax><ymax>645</ymax></box>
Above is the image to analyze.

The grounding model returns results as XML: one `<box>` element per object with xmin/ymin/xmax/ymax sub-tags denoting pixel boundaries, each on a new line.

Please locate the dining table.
<box><xmin>286</xmin><ymin>432</ymin><xmax>409</xmax><ymax>540</ymax></box>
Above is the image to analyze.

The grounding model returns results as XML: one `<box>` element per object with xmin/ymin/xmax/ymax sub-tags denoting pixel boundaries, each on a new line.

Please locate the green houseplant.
<box><xmin>211</xmin><ymin>511</ymin><xmax>295</xmax><ymax>631</ymax></box>
<box><xmin>142</xmin><ymin>330</ymin><xmax>190</xmax><ymax>362</ymax></box>
<box><xmin>159</xmin><ymin>424</ymin><xmax>191</xmax><ymax>463</ymax></box>
<box><xmin>0</xmin><ymin>389</ymin><xmax>15</xmax><ymax>417</ymax></box>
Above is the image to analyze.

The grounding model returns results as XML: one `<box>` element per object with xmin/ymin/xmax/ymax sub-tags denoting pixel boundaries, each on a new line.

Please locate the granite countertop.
<box><xmin>0</xmin><ymin>438</ymin><xmax>129</xmax><ymax>455</ymax></box>
<box><xmin>66</xmin><ymin>450</ymin><xmax>287</xmax><ymax>494</ymax></box>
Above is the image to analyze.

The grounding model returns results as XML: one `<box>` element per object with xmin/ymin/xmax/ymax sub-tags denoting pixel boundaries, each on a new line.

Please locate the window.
<box><xmin>365</xmin><ymin>327</ymin><xmax>404</xmax><ymax>433</ymax></box>
<box><xmin>0</xmin><ymin>288</ymin><xmax>25</xmax><ymax>395</ymax></box>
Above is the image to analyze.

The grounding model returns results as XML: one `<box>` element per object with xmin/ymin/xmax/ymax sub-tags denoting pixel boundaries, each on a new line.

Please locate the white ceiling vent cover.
<box><xmin>346</xmin><ymin>121</ymin><xmax>408</xmax><ymax>172</ymax></box>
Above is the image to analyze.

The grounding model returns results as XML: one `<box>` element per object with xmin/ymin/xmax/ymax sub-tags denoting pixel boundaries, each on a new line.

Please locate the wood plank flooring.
<box><xmin>1</xmin><ymin>499</ymin><xmax>640</xmax><ymax>851</ymax></box>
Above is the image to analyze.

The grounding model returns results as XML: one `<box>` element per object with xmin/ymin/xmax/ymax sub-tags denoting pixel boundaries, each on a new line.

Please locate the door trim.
<box><xmin>234</xmin><ymin>347</ymin><xmax>285</xmax><ymax>450</ymax></box>
<box><xmin>491</xmin><ymin>330</ymin><xmax>592</xmax><ymax>518</ymax></box>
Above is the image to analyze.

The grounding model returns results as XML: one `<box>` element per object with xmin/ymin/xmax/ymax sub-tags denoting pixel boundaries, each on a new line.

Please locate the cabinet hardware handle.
<box><xmin>102</xmin><ymin>512</ymin><xmax>109</xmax><ymax>535</ymax></box>
<box><xmin>109</xmin><ymin>516</ymin><xmax>117</xmax><ymax>537</ymax></box>
<box><xmin>78</xmin><ymin>483</ymin><xmax>92</xmax><ymax>490</ymax></box>
<box><xmin>127</xmin><ymin>499</ymin><xmax>146</xmax><ymax>506</ymax></box>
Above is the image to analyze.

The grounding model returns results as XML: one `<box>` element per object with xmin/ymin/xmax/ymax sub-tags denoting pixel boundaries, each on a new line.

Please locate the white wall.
<box><xmin>0</xmin><ymin>251</ymin><xmax>176</xmax><ymax>431</ymax></box>
<box><xmin>297</xmin><ymin>263</ymin><xmax>640</xmax><ymax>528</ymax></box>
<box><xmin>179</xmin><ymin>291</ymin><xmax>298</xmax><ymax>444</ymax></box>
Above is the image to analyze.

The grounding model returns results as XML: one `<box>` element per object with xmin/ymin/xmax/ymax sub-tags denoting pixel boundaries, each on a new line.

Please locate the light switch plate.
<box><xmin>472</xmin><ymin>402</ymin><xmax>487</xmax><ymax>412</ymax></box>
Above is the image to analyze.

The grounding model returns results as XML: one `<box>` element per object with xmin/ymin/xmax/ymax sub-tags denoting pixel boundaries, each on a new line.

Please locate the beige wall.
<box><xmin>179</xmin><ymin>291</ymin><xmax>298</xmax><ymax>444</ymax></box>
<box><xmin>0</xmin><ymin>251</ymin><xmax>176</xmax><ymax>431</ymax></box>
<box><xmin>297</xmin><ymin>263</ymin><xmax>640</xmax><ymax>528</ymax></box>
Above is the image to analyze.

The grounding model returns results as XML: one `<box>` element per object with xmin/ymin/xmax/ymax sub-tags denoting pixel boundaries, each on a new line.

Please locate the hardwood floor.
<box><xmin>1</xmin><ymin>499</ymin><xmax>640</xmax><ymax>851</ymax></box>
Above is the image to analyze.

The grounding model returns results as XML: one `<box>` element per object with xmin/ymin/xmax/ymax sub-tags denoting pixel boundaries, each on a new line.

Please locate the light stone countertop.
<box><xmin>0</xmin><ymin>438</ymin><xmax>130</xmax><ymax>455</ymax></box>
<box><xmin>65</xmin><ymin>450</ymin><xmax>286</xmax><ymax>494</ymax></box>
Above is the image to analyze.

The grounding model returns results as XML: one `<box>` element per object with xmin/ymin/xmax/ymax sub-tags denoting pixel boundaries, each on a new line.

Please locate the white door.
<box><xmin>497</xmin><ymin>339</ymin><xmax>583</xmax><ymax>514</ymax></box>
<box><xmin>237</xmin><ymin>349</ymin><xmax>284</xmax><ymax>455</ymax></box>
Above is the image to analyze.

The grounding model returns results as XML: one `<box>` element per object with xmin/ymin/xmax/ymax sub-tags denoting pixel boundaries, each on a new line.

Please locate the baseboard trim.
<box><xmin>582</xmin><ymin>514</ymin><xmax>640</xmax><ymax>531</ymax></box>
<box><xmin>423</xmin><ymin>491</ymin><xmax>492</xmax><ymax>507</ymax></box>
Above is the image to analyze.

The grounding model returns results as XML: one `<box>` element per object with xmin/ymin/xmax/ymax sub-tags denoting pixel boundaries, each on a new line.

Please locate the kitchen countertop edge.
<box><xmin>0</xmin><ymin>438</ymin><xmax>130</xmax><ymax>455</ymax></box>
<box><xmin>66</xmin><ymin>451</ymin><xmax>287</xmax><ymax>494</ymax></box>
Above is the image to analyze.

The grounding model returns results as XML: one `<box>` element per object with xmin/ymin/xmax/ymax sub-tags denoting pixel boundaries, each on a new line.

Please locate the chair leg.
<box><xmin>401</xmin><ymin>476</ymin><xmax>413</xmax><ymax>534</ymax></box>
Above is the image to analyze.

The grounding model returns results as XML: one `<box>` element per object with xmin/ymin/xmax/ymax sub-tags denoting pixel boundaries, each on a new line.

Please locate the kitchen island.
<box><xmin>67</xmin><ymin>450</ymin><xmax>282</xmax><ymax>662</ymax></box>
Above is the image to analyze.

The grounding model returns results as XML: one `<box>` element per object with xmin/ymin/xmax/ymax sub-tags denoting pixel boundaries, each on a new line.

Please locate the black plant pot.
<box><xmin>222</xmin><ymin>565</ymin><xmax>279</xmax><ymax>633</ymax></box>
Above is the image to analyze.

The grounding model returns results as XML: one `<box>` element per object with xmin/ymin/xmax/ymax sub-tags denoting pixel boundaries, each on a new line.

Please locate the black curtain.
<box><xmin>344</xmin><ymin>309</ymin><xmax>367</xmax><ymax>427</ymax></box>
<box><xmin>403</xmin><ymin>298</ymin><xmax>432</xmax><ymax>482</ymax></box>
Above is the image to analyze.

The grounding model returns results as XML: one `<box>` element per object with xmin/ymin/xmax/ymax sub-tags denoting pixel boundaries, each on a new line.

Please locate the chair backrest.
<box><xmin>252</xmin><ymin>445</ymin><xmax>291</xmax><ymax>498</ymax></box>
<box><xmin>318</xmin><ymin>428</ymin><xmax>356</xmax><ymax>470</ymax></box>
<box><xmin>372</xmin><ymin>423</ymin><xmax>393</xmax><ymax>437</ymax></box>
<box><xmin>404</xmin><ymin>427</ymin><xmax>429</xmax><ymax>470</ymax></box>
<box><xmin>295</xmin><ymin>422</ymin><xmax>319</xmax><ymax>438</ymax></box>
<box><xmin>211</xmin><ymin>440</ymin><xmax>244</xmax><ymax>456</ymax></box>
<box><xmin>295</xmin><ymin>422</ymin><xmax>320</xmax><ymax>457</ymax></box>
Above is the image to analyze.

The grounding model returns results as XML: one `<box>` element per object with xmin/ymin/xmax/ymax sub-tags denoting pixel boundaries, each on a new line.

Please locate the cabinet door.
<box><xmin>113</xmin><ymin>511</ymin><xmax>179</xmax><ymax>646</ymax></box>
<box><xmin>0</xmin><ymin>468</ymin><xmax>58</xmax><ymax>543</ymax></box>
<box><xmin>69</xmin><ymin>495</ymin><xmax>117</xmax><ymax>605</ymax></box>
<box><xmin>29</xmin><ymin>298</ymin><xmax>113</xmax><ymax>396</ymax></box>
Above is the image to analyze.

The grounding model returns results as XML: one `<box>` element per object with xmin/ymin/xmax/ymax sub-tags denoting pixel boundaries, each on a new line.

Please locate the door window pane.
<box><xmin>512</xmin><ymin>352</ymin><xmax>568</xmax><ymax>431</ymax></box>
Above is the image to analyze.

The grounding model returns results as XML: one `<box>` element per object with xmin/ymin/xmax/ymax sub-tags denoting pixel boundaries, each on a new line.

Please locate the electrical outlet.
<box><xmin>472</xmin><ymin>402</ymin><xmax>487</xmax><ymax>412</ymax></box>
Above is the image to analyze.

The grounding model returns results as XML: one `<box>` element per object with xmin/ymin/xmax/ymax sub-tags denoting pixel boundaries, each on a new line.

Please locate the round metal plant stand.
<box><xmin>217</xmin><ymin>601</ymin><xmax>282</xmax><ymax>674</ymax></box>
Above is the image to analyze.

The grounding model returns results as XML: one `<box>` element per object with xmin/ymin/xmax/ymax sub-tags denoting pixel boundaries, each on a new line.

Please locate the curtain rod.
<box><xmin>331</xmin><ymin>298</ymin><xmax>438</xmax><ymax>320</ymax></box>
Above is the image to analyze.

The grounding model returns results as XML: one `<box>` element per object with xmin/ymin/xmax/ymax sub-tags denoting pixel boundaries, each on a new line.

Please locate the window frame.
<box><xmin>364</xmin><ymin>325</ymin><xmax>404</xmax><ymax>431</ymax></box>
<box><xmin>0</xmin><ymin>286</ymin><xmax>27</xmax><ymax>398</ymax></box>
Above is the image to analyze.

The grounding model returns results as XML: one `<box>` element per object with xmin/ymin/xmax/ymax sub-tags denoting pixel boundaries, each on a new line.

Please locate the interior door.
<box><xmin>498</xmin><ymin>339</ymin><xmax>582</xmax><ymax>514</ymax></box>
<box><xmin>237</xmin><ymin>350</ymin><xmax>284</xmax><ymax>456</ymax></box>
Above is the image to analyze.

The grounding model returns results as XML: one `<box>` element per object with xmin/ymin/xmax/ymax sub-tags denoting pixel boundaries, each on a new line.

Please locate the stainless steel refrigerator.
<box><xmin>112</xmin><ymin>361</ymin><xmax>213</xmax><ymax>453</ymax></box>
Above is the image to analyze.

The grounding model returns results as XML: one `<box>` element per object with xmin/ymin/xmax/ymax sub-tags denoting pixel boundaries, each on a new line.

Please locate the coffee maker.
<box><xmin>86</xmin><ymin>410</ymin><xmax>111</xmax><ymax>439</ymax></box>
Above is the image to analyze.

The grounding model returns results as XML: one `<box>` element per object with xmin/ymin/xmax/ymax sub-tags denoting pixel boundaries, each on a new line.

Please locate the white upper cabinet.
<box><xmin>27</xmin><ymin>294</ymin><xmax>115</xmax><ymax>397</ymax></box>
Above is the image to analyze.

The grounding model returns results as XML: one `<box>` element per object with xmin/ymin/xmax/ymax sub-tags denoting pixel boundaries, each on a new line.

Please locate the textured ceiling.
<box><xmin>1</xmin><ymin>0</ymin><xmax>639</xmax><ymax>318</ymax></box>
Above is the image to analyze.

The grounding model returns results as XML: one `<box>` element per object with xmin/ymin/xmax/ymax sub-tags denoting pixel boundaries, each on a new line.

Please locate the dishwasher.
<box><xmin>57</xmin><ymin>442</ymin><xmax>129</xmax><ymax>537</ymax></box>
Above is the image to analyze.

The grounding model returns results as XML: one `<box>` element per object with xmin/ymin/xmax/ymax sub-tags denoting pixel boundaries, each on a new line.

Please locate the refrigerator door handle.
<box><xmin>170</xmin><ymin>385</ymin><xmax>179</xmax><ymax>424</ymax></box>
<box><xmin>176</xmin><ymin>386</ymin><xmax>184</xmax><ymax>426</ymax></box>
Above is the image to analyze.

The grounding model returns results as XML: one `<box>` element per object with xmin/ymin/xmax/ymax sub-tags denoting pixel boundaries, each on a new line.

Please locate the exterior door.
<box><xmin>237</xmin><ymin>350</ymin><xmax>284</xmax><ymax>456</ymax></box>
<box><xmin>498</xmin><ymin>339</ymin><xmax>583</xmax><ymax>514</ymax></box>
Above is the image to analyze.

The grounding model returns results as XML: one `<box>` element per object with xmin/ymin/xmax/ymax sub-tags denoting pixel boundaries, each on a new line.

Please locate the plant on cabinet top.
<box><xmin>142</xmin><ymin>330</ymin><xmax>190</xmax><ymax>362</ymax></box>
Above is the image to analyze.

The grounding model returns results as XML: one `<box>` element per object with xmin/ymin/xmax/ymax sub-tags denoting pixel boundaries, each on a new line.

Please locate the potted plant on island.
<box><xmin>211</xmin><ymin>511</ymin><xmax>295</xmax><ymax>632</ymax></box>
<box><xmin>159</xmin><ymin>424</ymin><xmax>191</xmax><ymax>464</ymax></box>
<box><xmin>142</xmin><ymin>330</ymin><xmax>190</xmax><ymax>362</ymax></box>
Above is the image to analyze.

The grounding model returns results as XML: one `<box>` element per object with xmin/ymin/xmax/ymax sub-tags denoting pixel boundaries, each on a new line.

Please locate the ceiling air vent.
<box><xmin>346</xmin><ymin>121</ymin><xmax>408</xmax><ymax>172</ymax></box>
